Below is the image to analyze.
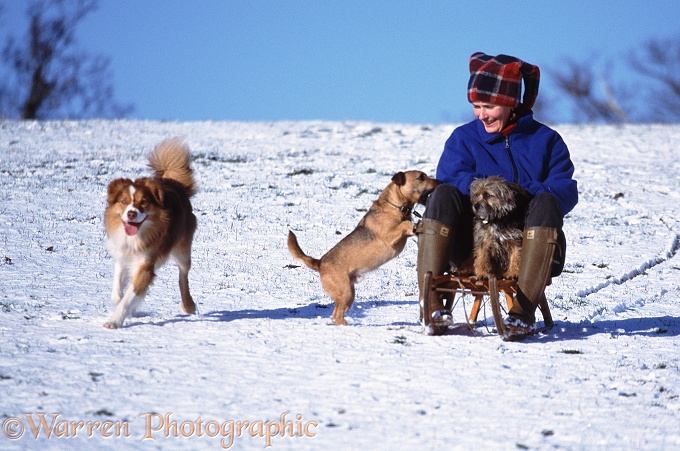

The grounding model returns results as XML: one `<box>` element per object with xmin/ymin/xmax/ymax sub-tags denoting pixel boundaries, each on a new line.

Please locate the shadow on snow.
<box><xmin>123</xmin><ymin>302</ymin><xmax>680</xmax><ymax>341</ymax></box>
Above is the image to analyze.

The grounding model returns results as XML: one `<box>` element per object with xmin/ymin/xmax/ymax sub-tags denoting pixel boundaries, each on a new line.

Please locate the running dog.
<box><xmin>104</xmin><ymin>138</ymin><xmax>197</xmax><ymax>329</ymax></box>
<box><xmin>470</xmin><ymin>176</ymin><xmax>531</xmax><ymax>279</ymax></box>
<box><xmin>288</xmin><ymin>171</ymin><xmax>440</xmax><ymax>325</ymax></box>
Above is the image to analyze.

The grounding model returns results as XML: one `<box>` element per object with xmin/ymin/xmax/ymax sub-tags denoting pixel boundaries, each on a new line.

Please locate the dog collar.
<box><xmin>386</xmin><ymin>200</ymin><xmax>413</xmax><ymax>217</ymax></box>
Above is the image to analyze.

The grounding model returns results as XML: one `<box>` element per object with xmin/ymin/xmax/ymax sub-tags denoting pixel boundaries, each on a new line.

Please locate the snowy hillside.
<box><xmin>1</xmin><ymin>120</ymin><xmax>679</xmax><ymax>450</ymax></box>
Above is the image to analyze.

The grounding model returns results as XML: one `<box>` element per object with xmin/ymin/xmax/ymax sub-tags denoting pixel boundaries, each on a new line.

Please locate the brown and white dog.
<box><xmin>470</xmin><ymin>176</ymin><xmax>531</xmax><ymax>279</ymax></box>
<box><xmin>288</xmin><ymin>171</ymin><xmax>440</xmax><ymax>325</ymax></box>
<box><xmin>103</xmin><ymin>138</ymin><xmax>197</xmax><ymax>329</ymax></box>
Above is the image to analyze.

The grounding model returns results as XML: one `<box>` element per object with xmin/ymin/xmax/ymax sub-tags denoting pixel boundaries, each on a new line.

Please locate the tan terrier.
<box><xmin>288</xmin><ymin>171</ymin><xmax>440</xmax><ymax>325</ymax></box>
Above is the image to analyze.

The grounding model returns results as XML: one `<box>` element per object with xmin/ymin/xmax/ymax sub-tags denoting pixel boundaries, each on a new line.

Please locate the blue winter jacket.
<box><xmin>436</xmin><ymin>113</ymin><xmax>578</xmax><ymax>216</ymax></box>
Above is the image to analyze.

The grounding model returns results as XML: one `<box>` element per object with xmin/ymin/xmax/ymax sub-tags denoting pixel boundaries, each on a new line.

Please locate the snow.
<box><xmin>1</xmin><ymin>119</ymin><xmax>679</xmax><ymax>450</ymax></box>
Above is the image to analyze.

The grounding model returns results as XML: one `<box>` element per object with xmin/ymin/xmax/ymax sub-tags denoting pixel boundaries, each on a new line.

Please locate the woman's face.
<box><xmin>472</xmin><ymin>102</ymin><xmax>513</xmax><ymax>134</ymax></box>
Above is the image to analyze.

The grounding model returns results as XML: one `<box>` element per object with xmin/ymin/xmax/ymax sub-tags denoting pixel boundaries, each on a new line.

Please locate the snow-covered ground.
<box><xmin>1</xmin><ymin>120</ymin><xmax>679</xmax><ymax>450</ymax></box>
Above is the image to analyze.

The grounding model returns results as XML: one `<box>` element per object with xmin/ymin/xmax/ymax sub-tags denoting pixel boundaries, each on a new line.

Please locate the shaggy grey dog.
<box><xmin>469</xmin><ymin>176</ymin><xmax>531</xmax><ymax>279</ymax></box>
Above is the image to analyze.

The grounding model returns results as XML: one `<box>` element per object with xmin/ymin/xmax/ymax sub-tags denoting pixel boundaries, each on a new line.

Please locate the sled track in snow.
<box><xmin>576</xmin><ymin>233</ymin><xmax>680</xmax><ymax>299</ymax></box>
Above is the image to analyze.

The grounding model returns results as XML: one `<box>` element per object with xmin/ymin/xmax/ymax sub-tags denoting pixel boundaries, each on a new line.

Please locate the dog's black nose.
<box><xmin>127</xmin><ymin>210</ymin><xmax>137</xmax><ymax>221</ymax></box>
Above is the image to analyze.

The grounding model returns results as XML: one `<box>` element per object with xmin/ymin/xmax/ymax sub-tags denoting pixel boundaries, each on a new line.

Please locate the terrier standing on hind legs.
<box><xmin>288</xmin><ymin>171</ymin><xmax>440</xmax><ymax>325</ymax></box>
<box><xmin>104</xmin><ymin>138</ymin><xmax>197</xmax><ymax>329</ymax></box>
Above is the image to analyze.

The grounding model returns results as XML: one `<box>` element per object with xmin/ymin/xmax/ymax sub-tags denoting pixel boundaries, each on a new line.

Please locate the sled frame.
<box><xmin>422</xmin><ymin>272</ymin><xmax>553</xmax><ymax>336</ymax></box>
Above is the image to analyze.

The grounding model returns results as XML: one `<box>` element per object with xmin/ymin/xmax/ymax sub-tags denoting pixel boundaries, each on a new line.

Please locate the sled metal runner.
<box><xmin>422</xmin><ymin>272</ymin><xmax>553</xmax><ymax>336</ymax></box>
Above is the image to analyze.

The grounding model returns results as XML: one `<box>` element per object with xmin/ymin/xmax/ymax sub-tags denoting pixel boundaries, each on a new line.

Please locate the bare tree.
<box><xmin>550</xmin><ymin>59</ymin><xmax>628</xmax><ymax>124</ymax></box>
<box><xmin>629</xmin><ymin>37</ymin><xmax>680</xmax><ymax>122</ymax></box>
<box><xmin>550</xmin><ymin>37</ymin><xmax>680</xmax><ymax>124</ymax></box>
<box><xmin>0</xmin><ymin>0</ymin><xmax>133</xmax><ymax>119</ymax></box>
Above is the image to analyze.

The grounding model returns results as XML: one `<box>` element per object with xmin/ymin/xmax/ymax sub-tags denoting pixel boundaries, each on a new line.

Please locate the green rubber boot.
<box><xmin>416</xmin><ymin>218</ymin><xmax>454</xmax><ymax>335</ymax></box>
<box><xmin>503</xmin><ymin>227</ymin><xmax>558</xmax><ymax>341</ymax></box>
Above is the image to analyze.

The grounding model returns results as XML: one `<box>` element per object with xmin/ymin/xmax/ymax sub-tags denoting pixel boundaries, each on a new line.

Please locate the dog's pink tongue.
<box><xmin>123</xmin><ymin>221</ymin><xmax>141</xmax><ymax>236</ymax></box>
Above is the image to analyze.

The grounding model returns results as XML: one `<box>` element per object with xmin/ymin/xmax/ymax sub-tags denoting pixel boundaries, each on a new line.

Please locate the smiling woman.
<box><xmin>472</xmin><ymin>103</ymin><xmax>513</xmax><ymax>134</ymax></box>
<box><xmin>416</xmin><ymin>52</ymin><xmax>579</xmax><ymax>340</ymax></box>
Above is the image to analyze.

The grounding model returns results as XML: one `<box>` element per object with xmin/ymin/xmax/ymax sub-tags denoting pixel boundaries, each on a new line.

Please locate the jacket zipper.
<box><xmin>505</xmin><ymin>137</ymin><xmax>519</xmax><ymax>183</ymax></box>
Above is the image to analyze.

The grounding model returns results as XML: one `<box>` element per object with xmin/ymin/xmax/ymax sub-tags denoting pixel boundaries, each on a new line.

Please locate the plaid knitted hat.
<box><xmin>467</xmin><ymin>52</ymin><xmax>540</xmax><ymax>112</ymax></box>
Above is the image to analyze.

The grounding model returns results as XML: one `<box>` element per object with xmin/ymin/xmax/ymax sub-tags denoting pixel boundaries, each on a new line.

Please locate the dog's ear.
<box><xmin>135</xmin><ymin>178</ymin><xmax>164</xmax><ymax>207</ymax></box>
<box><xmin>146</xmin><ymin>179</ymin><xmax>165</xmax><ymax>207</ymax></box>
<box><xmin>391</xmin><ymin>172</ymin><xmax>406</xmax><ymax>186</ymax></box>
<box><xmin>107</xmin><ymin>178</ymin><xmax>132</xmax><ymax>205</ymax></box>
<box><xmin>509</xmin><ymin>183</ymin><xmax>532</xmax><ymax>206</ymax></box>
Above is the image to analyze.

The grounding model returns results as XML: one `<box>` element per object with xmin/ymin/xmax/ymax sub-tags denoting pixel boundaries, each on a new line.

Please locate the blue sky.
<box><xmin>3</xmin><ymin>0</ymin><xmax>680</xmax><ymax>123</ymax></box>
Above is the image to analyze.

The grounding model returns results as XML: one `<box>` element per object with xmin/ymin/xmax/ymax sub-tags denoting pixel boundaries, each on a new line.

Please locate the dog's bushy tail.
<box><xmin>287</xmin><ymin>231</ymin><xmax>321</xmax><ymax>272</ymax></box>
<box><xmin>148</xmin><ymin>138</ymin><xmax>197</xmax><ymax>197</ymax></box>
